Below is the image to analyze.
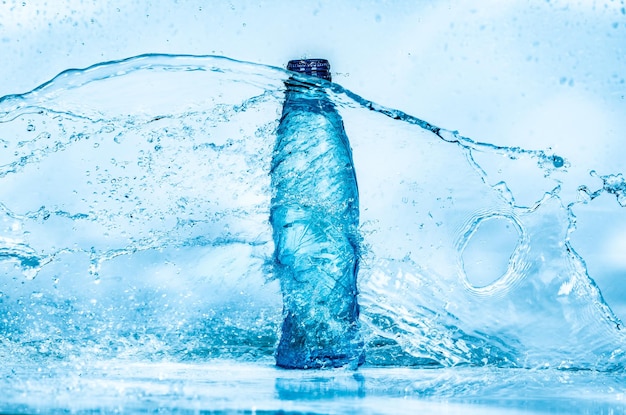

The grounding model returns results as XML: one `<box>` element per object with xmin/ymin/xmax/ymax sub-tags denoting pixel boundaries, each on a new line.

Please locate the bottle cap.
<box><xmin>287</xmin><ymin>59</ymin><xmax>332</xmax><ymax>82</ymax></box>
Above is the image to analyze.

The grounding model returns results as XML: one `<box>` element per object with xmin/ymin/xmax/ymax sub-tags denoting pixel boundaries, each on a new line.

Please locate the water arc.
<box><xmin>0</xmin><ymin>54</ymin><xmax>624</xmax><ymax>372</ymax></box>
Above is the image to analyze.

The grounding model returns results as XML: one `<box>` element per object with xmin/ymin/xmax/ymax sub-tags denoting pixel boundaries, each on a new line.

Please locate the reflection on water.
<box><xmin>1</xmin><ymin>359</ymin><xmax>624</xmax><ymax>414</ymax></box>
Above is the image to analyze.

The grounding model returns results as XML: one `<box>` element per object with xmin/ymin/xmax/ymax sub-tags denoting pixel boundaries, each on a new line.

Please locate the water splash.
<box><xmin>0</xmin><ymin>54</ymin><xmax>624</xmax><ymax>370</ymax></box>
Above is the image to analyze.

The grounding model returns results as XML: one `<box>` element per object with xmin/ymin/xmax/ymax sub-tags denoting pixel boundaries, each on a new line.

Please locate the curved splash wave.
<box><xmin>0</xmin><ymin>54</ymin><xmax>624</xmax><ymax>370</ymax></box>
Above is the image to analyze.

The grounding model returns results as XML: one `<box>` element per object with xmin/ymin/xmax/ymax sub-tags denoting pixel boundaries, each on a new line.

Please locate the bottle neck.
<box><xmin>282</xmin><ymin>79</ymin><xmax>335</xmax><ymax>114</ymax></box>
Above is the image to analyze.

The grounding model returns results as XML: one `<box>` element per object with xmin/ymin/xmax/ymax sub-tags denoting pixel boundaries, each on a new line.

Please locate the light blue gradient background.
<box><xmin>1</xmin><ymin>2</ymin><xmax>626</xmax><ymax>413</ymax></box>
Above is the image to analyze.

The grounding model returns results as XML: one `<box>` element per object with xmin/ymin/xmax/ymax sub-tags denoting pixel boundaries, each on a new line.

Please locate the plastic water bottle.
<box><xmin>271</xmin><ymin>59</ymin><xmax>364</xmax><ymax>369</ymax></box>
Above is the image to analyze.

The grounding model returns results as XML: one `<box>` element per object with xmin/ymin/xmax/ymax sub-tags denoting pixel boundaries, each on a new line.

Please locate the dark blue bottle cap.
<box><xmin>287</xmin><ymin>59</ymin><xmax>332</xmax><ymax>82</ymax></box>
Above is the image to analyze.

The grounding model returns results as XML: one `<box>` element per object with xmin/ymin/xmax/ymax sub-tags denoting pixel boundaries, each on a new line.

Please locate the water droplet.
<box><xmin>552</xmin><ymin>155</ymin><xmax>564</xmax><ymax>168</ymax></box>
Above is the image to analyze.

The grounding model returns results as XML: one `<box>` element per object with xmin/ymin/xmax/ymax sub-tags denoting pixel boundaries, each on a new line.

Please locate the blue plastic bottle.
<box><xmin>271</xmin><ymin>59</ymin><xmax>364</xmax><ymax>369</ymax></box>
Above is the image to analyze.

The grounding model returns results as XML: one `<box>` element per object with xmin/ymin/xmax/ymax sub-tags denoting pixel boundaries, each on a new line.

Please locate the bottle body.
<box><xmin>271</xmin><ymin>78</ymin><xmax>364</xmax><ymax>369</ymax></box>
